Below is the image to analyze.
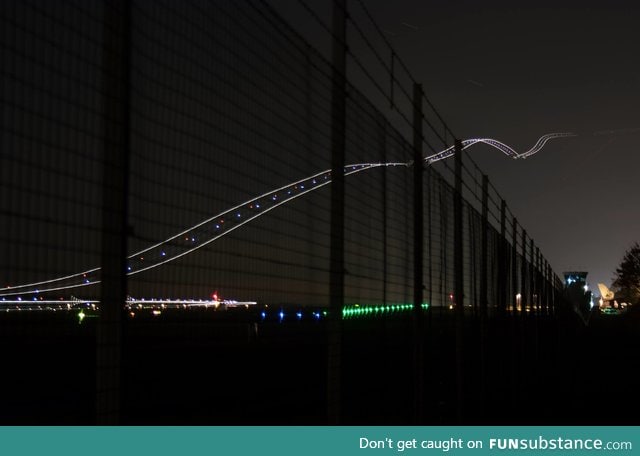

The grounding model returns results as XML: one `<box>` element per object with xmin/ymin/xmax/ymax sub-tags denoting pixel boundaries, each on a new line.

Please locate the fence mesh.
<box><xmin>2</xmin><ymin>0</ymin><xmax>571</xmax><ymax>425</ymax></box>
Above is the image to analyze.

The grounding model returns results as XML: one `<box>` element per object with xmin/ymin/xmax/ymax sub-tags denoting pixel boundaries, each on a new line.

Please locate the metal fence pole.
<box><xmin>479</xmin><ymin>175</ymin><xmax>489</xmax><ymax>410</ymax></box>
<box><xmin>511</xmin><ymin>218</ymin><xmax>518</xmax><ymax>313</ymax></box>
<box><xmin>454</xmin><ymin>139</ymin><xmax>464</xmax><ymax>422</ymax></box>
<box><xmin>499</xmin><ymin>200</ymin><xmax>507</xmax><ymax>316</ymax></box>
<box><xmin>412</xmin><ymin>83</ymin><xmax>424</xmax><ymax>423</ymax></box>
<box><xmin>328</xmin><ymin>0</ymin><xmax>346</xmax><ymax>425</ymax></box>
<box><xmin>520</xmin><ymin>229</ymin><xmax>529</xmax><ymax>318</ymax></box>
<box><xmin>529</xmin><ymin>238</ymin><xmax>535</xmax><ymax>314</ymax></box>
<box><xmin>510</xmin><ymin>217</ymin><xmax>518</xmax><ymax>411</ymax></box>
<box><xmin>97</xmin><ymin>0</ymin><xmax>131</xmax><ymax>425</ymax></box>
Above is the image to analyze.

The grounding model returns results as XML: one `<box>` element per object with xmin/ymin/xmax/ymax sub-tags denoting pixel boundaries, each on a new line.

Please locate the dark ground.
<box><xmin>1</xmin><ymin>306</ymin><xmax>638</xmax><ymax>425</ymax></box>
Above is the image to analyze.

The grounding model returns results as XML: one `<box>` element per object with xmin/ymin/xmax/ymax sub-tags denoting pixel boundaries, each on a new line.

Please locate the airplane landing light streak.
<box><xmin>0</xmin><ymin>133</ymin><xmax>573</xmax><ymax>297</ymax></box>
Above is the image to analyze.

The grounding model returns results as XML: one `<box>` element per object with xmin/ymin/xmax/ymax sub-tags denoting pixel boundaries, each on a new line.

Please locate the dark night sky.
<box><xmin>370</xmin><ymin>0</ymin><xmax>640</xmax><ymax>290</ymax></box>
<box><xmin>280</xmin><ymin>0</ymin><xmax>640</xmax><ymax>291</ymax></box>
<box><xmin>2</xmin><ymin>1</ymin><xmax>638</xmax><ymax>301</ymax></box>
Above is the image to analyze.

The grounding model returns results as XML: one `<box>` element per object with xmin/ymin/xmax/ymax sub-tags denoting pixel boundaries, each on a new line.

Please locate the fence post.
<box><xmin>454</xmin><ymin>139</ymin><xmax>464</xmax><ymax>422</ymax></box>
<box><xmin>510</xmin><ymin>217</ymin><xmax>518</xmax><ymax>412</ymax></box>
<box><xmin>412</xmin><ymin>82</ymin><xmax>424</xmax><ymax>423</ymax></box>
<box><xmin>480</xmin><ymin>174</ymin><xmax>489</xmax><ymax>413</ymax></box>
<box><xmin>328</xmin><ymin>0</ymin><xmax>346</xmax><ymax>425</ymax></box>
<box><xmin>529</xmin><ymin>238</ymin><xmax>535</xmax><ymax>314</ymax></box>
<box><xmin>544</xmin><ymin>259</ymin><xmax>550</xmax><ymax>315</ymax></box>
<box><xmin>480</xmin><ymin>176</ymin><xmax>488</xmax><ymax>315</ymax></box>
<box><xmin>535</xmin><ymin>246</ymin><xmax>541</xmax><ymax>315</ymax></box>
<box><xmin>521</xmin><ymin>229</ymin><xmax>527</xmax><ymax>315</ymax></box>
<box><xmin>97</xmin><ymin>0</ymin><xmax>131</xmax><ymax>425</ymax></box>
<box><xmin>499</xmin><ymin>200</ymin><xmax>507</xmax><ymax>316</ymax></box>
<box><xmin>511</xmin><ymin>218</ymin><xmax>518</xmax><ymax>312</ymax></box>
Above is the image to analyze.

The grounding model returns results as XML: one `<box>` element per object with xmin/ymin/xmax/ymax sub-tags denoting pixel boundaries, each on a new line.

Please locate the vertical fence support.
<box><xmin>497</xmin><ymin>199</ymin><xmax>508</xmax><ymax>411</ymax></box>
<box><xmin>511</xmin><ymin>218</ymin><xmax>518</xmax><ymax>312</ymax></box>
<box><xmin>529</xmin><ymin>238</ymin><xmax>535</xmax><ymax>314</ymax></box>
<box><xmin>97</xmin><ymin>0</ymin><xmax>131</xmax><ymax>425</ymax></box>
<box><xmin>499</xmin><ymin>200</ymin><xmax>507</xmax><ymax>316</ymax></box>
<box><xmin>380</xmin><ymin>124</ymin><xmax>388</xmax><ymax>307</ymax></box>
<box><xmin>412</xmin><ymin>83</ymin><xmax>424</xmax><ymax>423</ymax></box>
<box><xmin>453</xmin><ymin>139</ymin><xmax>464</xmax><ymax>422</ymax></box>
<box><xmin>510</xmin><ymin>217</ymin><xmax>519</xmax><ymax>412</ymax></box>
<box><xmin>479</xmin><ymin>175</ymin><xmax>489</xmax><ymax>412</ymax></box>
<box><xmin>544</xmin><ymin>260</ymin><xmax>550</xmax><ymax>315</ymax></box>
<box><xmin>519</xmin><ymin>229</ymin><xmax>528</xmax><ymax>406</ymax></box>
<box><xmin>480</xmin><ymin>176</ymin><xmax>488</xmax><ymax>314</ymax></box>
<box><xmin>521</xmin><ymin>230</ymin><xmax>527</xmax><ymax>315</ymax></box>
<box><xmin>535</xmin><ymin>246</ymin><xmax>540</xmax><ymax>315</ymax></box>
<box><xmin>328</xmin><ymin>0</ymin><xmax>346</xmax><ymax>425</ymax></box>
<box><xmin>550</xmin><ymin>265</ymin><xmax>556</xmax><ymax>315</ymax></box>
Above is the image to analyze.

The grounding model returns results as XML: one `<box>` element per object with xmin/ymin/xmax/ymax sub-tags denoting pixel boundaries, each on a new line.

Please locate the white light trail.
<box><xmin>0</xmin><ymin>133</ymin><xmax>573</xmax><ymax>297</ymax></box>
<box><xmin>424</xmin><ymin>132</ymin><xmax>575</xmax><ymax>164</ymax></box>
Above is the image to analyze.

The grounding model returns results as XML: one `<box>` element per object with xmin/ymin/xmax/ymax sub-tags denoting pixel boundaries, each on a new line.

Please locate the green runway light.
<box><xmin>342</xmin><ymin>302</ymin><xmax>430</xmax><ymax>319</ymax></box>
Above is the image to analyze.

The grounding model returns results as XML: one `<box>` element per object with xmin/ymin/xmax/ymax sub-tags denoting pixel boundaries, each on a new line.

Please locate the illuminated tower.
<box><xmin>563</xmin><ymin>271</ymin><xmax>588</xmax><ymax>288</ymax></box>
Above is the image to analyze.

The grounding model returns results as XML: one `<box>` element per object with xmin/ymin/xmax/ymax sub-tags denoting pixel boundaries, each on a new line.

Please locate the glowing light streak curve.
<box><xmin>0</xmin><ymin>133</ymin><xmax>573</xmax><ymax>297</ymax></box>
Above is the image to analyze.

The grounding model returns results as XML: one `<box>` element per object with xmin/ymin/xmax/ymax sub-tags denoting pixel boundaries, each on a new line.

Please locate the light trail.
<box><xmin>0</xmin><ymin>133</ymin><xmax>573</xmax><ymax>297</ymax></box>
<box><xmin>424</xmin><ymin>132</ymin><xmax>575</xmax><ymax>164</ymax></box>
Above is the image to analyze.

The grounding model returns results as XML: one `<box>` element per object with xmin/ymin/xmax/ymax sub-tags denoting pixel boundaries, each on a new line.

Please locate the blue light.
<box><xmin>300</xmin><ymin>185</ymin><xmax>305</xmax><ymax>189</ymax></box>
<box><xmin>236</xmin><ymin>213</ymin><xmax>241</xmax><ymax>218</ymax></box>
<box><xmin>256</xmin><ymin>204</ymin><xmax>260</xmax><ymax>209</ymax></box>
<box><xmin>161</xmin><ymin>251</ymin><xmax>166</xmax><ymax>256</ymax></box>
<box><xmin>191</xmin><ymin>237</ymin><xmax>195</xmax><ymax>242</ymax></box>
<box><xmin>215</xmin><ymin>225</ymin><xmax>220</xmax><ymax>229</ymax></box>
<box><xmin>296</xmin><ymin>311</ymin><xmax>302</xmax><ymax>319</ymax></box>
<box><xmin>85</xmin><ymin>279</ymin><xmax>90</xmax><ymax>283</ymax></box>
<box><xmin>260</xmin><ymin>311</ymin><xmax>266</xmax><ymax>319</ymax></box>
<box><xmin>127</xmin><ymin>266</ymin><xmax>132</xmax><ymax>271</ymax></box>
<box><xmin>279</xmin><ymin>311</ymin><xmax>284</xmax><ymax>321</ymax></box>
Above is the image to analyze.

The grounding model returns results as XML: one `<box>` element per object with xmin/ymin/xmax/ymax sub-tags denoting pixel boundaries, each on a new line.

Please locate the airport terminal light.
<box><xmin>563</xmin><ymin>271</ymin><xmax>588</xmax><ymax>288</ymax></box>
